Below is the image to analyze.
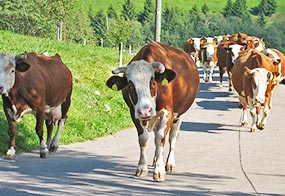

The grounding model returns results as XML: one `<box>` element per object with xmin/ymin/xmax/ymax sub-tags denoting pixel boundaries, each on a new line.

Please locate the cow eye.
<box><xmin>10</xmin><ymin>69</ymin><xmax>15</xmax><ymax>74</ymax></box>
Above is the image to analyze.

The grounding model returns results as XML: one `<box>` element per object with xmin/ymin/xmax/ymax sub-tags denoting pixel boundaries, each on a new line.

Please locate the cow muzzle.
<box><xmin>137</xmin><ymin>107</ymin><xmax>153</xmax><ymax>119</ymax></box>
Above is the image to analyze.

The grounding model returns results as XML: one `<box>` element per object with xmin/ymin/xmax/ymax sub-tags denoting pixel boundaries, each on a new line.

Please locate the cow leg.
<box><xmin>228</xmin><ymin>71</ymin><xmax>233</xmax><ymax>91</ymax></box>
<box><xmin>258</xmin><ymin>98</ymin><xmax>272</xmax><ymax>130</ymax></box>
<box><xmin>208</xmin><ymin>62</ymin><xmax>215</xmax><ymax>83</ymax></box>
<box><xmin>153</xmin><ymin>110</ymin><xmax>172</xmax><ymax>182</ymax></box>
<box><xmin>203</xmin><ymin>64</ymin><xmax>208</xmax><ymax>82</ymax></box>
<box><xmin>4</xmin><ymin>120</ymin><xmax>17</xmax><ymax>160</ymax></box>
<box><xmin>219</xmin><ymin>66</ymin><xmax>226</xmax><ymax>88</ymax></box>
<box><xmin>36</xmin><ymin>111</ymin><xmax>49</xmax><ymax>158</ymax></box>
<box><xmin>46</xmin><ymin>120</ymin><xmax>53</xmax><ymax>150</ymax></box>
<box><xmin>239</xmin><ymin>96</ymin><xmax>248</xmax><ymax>127</ymax></box>
<box><xmin>50</xmin><ymin>118</ymin><xmax>66</xmax><ymax>152</ymax></box>
<box><xmin>135</xmin><ymin>129</ymin><xmax>149</xmax><ymax>177</ymax></box>
<box><xmin>166</xmin><ymin>117</ymin><xmax>181</xmax><ymax>173</ymax></box>
<box><xmin>249</xmin><ymin>103</ymin><xmax>258</xmax><ymax>132</ymax></box>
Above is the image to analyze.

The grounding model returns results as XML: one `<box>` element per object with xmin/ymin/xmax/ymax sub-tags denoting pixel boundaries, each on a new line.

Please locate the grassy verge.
<box><xmin>0</xmin><ymin>30</ymin><xmax>134</xmax><ymax>154</ymax></box>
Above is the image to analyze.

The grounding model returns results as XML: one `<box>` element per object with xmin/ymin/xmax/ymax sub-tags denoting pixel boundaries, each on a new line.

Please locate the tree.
<box><xmin>138</xmin><ymin>0</ymin><xmax>154</xmax><ymax>25</ymax></box>
<box><xmin>223</xmin><ymin>0</ymin><xmax>234</xmax><ymax>17</ymax></box>
<box><xmin>107</xmin><ymin>4</ymin><xmax>117</xmax><ymax>19</ymax></box>
<box><xmin>201</xmin><ymin>4</ymin><xmax>209</xmax><ymax>15</ymax></box>
<box><xmin>121</xmin><ymin>0</ymin><xmax>137</xmax><ymax>21</ymax></box>
<box><xmin>231</xmin><ymin>0</ymin><xmax>248</xmax><ymax>17</ymax></box>
<box><xmin>258</xmin><ymin>0</ymin><xmax>276</xmax><ymax>16</ymax></box>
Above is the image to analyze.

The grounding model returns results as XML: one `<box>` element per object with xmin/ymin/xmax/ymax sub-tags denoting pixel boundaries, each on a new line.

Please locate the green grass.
<box><xmin>79</xmin><ymin>0</ymin><xmax>285</xmax><ymax>15</ymax></box>
<box><xmin>0</xmin><ymin>30</ymin><xmax>134</xmax><ymax>155</ymax></box>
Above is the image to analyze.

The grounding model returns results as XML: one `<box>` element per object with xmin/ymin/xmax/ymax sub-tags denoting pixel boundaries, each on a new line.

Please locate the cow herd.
<box><xmin>0</xmin><ymin>33</ymin><xmax>284</xmax><ymax>182</ymax></box>
<box><xmin>183</xmin><ymin>32</ymin><xmax>285</xmax><ymax>133</ymax></box>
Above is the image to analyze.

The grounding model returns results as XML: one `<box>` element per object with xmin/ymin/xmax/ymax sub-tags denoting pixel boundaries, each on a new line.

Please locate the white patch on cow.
<box><xmin>206</xmin><ymin>37</ymin><xmax>214</xmax><ymax>44</ymax></box>
<box><xmin>192</xmin><ymin>38</ymin><xmax>201</xmax><ymax>51</ymax></box>
<box><xmin>250</xmin><ymin>68</ymin><xmax>272</xmax><ymax>105</ymax></box>
<box><xmin>126</xmin><ymin>61</ymin><xmax>157</xmax><ymax>119</ymax></box>
<box><xmin>229</xmin><ymin>44</ymin><xmax>244</xmax><ymax>63</ymax></box>
<box><xmin>0</xmin><ymin>54</ymin><xmax>16</xmax><ymax>96</ymax></box>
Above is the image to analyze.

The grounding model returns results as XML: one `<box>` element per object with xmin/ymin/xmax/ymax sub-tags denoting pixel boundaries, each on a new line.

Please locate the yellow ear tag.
<box><xmin>162</xmin><ymin>78</ymin><xmax>168</xmax><ymax>85</ymax></box>
<box><xmin>112</xmin><ymin>84</ymin><xmax>118</xmax><ymax>91</ymax></box>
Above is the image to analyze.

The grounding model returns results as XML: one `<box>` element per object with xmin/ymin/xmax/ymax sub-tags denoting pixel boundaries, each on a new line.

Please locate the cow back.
<box><xmin>15</xmin><ymin>52</ymin><xmax>72</xmax><ymax>107</ymax></box>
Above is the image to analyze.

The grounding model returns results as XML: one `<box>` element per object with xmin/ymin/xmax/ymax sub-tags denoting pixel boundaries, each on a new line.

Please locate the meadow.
<box><xmin>0</xmin><ymin>30</ymin><xmax>134</xmax><ymax>154</ymax></box>
<box><xmin>79</xmin><ymin>0</ymin><xmax>285</xmax><ymax>15</ymax></box>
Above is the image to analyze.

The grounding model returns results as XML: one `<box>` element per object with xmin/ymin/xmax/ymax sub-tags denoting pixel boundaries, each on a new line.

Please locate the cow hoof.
<box><xmin>135</xmin><ymin>169</ymin><xmax>148</xmax><ymax>177</ymax></box>
<box><xmin>229</xmin><ymin>87</ymin><xmax>233</xmax><ymax>91</ymax></box>
<box><xmin>250</xmin><ymin>127</ymin><xmax>257</xmax><ymax>132</ymax></box>
<box><xmin>4</xmin><ymin>148</ymin><xmax>16</xmax><ymax>160</ymax></box>
<box><xmin>4</xmin><ymin>154</ymin><xmax>16</xmax><ymax>160</ymax></box>
<box><xmin>153</xmin><ymin>172</ymin><xmax>166</xmax><ymax>182</ymax></box>
<box><xmin>241</xmin><ymin>122</ymin><xmax>248</xmax><ymax>127</ymax></box>
<box><xmin>49</xmin><ymin>145</ymin><xmax>58</xmax><ymax>153</ymax></box>
<box><xmin>40</xmin><ymin>151</ymin><xmax>50</xmax><ymax>158</ymax></box>
<box><xmin>166</xmin><ymin>164</ymin><xmax>176</xmax><ymax>173</ymax></box>
<box><xmin>257</xmin><ymin>124</ymin><xmax>265</xmax><ymax>130</ymax></box>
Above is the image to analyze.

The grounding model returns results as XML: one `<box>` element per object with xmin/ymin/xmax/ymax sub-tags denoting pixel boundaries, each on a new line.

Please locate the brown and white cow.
<box><xmin>217</xmin><ymin>40</ymin><xmax>246</xmax><ymax>91</ymax></box>
<box><xmin>200</xmin><ymin>42</ymin><xmax>218</xmax><ymax>82</ymax></box>
<box><xmin>232</xmin><ymin>49</ymin><xmax>279</xmax><ymax>132</ymax></box>
<box><xmin>0</xmin><ymin>52</ymin><xmax>73</xmax><ymax>159</ymax></box>
<box><xmin>106</xmin><ymin>41</ymin><xmax>199</xmax><ymax>182</ymax></box>
<box><xmin>183</xmin><ymin>37</ymin><xmax>201</xmax><ymax>66</ymax></box>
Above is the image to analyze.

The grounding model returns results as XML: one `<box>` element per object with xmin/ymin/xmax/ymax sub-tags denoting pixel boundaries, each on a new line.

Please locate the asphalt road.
<box><xmin>0</xmin><ymin>67</ymin><xmax>284</xmax><ymax>196</ymax></box>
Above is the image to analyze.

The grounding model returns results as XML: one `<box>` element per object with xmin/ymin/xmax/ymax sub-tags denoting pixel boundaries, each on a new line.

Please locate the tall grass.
<box><xmin>0</xmin><ymin>30</ymin><xmax>134</xmax><ymax>154</ymax></box>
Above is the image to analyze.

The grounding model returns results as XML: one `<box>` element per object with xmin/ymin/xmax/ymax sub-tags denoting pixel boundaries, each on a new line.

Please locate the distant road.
<box><xmin>1</xmin><ymin>67</ymin><xmax>284</xmax><ymax>196</ymax></box>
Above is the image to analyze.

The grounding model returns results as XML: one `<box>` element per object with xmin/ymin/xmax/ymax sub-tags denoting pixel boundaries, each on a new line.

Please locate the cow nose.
<box><xmin>137</xmin><ymin>107</ymin><xmax>153</xmax><ymax>119</ymax></box>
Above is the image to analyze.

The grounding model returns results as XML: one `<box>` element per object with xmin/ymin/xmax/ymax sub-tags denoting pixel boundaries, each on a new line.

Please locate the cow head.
<box><xmin>0</xmin><ymin>53</ymin><xmax>29</xmax><ymax>96</ymax></box>
<box><xmin>192</xmin><ymin>38</ymin><xmax>201</xmax><ymax>51</ymax></box>
<box><xmin>244</xmin><ymin>67</ymin><xmax>273</xmax><ymax>105</ymax></box>
<box><xmin>203</xmin><ymin>44</ymin><xmax>215</xmax><ymax>61</ymax></box>
<box><xmin>106</xmin><ymin>60</ymin><xmax>176</xmax><ymax>120</ymax></box>
<box><xmin>228</xmin><ymin>44</ymin><xmax>246</xmax><ymax>63</ymax></box>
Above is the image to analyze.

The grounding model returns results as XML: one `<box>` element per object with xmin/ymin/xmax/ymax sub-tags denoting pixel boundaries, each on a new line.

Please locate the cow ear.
<box><xmin>155</xmin><ymin>69</ymin><xmax>176</xmax><ymax>85</ymax></box>
<box><xmin>106</xmin><ymin>76</ymin><xmax>128</xmax><ymax>91</ymax></box>
<box><xmin>16</xmin><ymin>62</ymin><xmax>30</xmax><ymax>72</ymax></box>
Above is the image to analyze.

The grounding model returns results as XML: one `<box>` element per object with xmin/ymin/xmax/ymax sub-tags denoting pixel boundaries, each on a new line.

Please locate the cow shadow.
<box><xmin>180</xmin><ymin>121</ymin><xmax>242</xmax><ymax>133</ymax></box>
<box><xmin>0</xmin><ymin>149</ymin><xmax>254</xmax><ymax>196</ymax></box>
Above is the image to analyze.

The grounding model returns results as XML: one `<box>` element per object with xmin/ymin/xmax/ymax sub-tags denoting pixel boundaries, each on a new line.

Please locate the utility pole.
<box><xmin>155</xmin><ymin>0</ymin><xmax>162</xmax><ymax>42</ymax></box>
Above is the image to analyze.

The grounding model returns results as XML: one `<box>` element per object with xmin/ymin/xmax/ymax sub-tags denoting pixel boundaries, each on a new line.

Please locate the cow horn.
<box><xmin>152</xmin><ymin>62</ymin><xmax>165</xmax><ymax>73</ymax></box>
<box><xmin>112</xmin><ymin>67</ymin><xmax>127</xmax><ymax>74</ymax></box>
<box><xmin>15</xmin><ymin>53</ymin><xmax>27</xmax><ymax>61</ymax></box>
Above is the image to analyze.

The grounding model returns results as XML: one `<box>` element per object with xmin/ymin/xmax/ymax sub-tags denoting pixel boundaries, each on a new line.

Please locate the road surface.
<box><xmin>1</xmin><ymin>68</ymin><xmax>284</xmax><ymax>196</ymax></box>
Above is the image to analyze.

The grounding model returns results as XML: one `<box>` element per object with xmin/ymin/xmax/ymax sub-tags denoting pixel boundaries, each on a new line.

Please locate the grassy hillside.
<box><xmin>0</xmin><ymin>30</ymin><xmax>134</xmax><ymax>155</ymax></box>
<box><xmin>78</xmin><ymin>0</ymin><xmax>285</xmax><ymax>15</ymax></box>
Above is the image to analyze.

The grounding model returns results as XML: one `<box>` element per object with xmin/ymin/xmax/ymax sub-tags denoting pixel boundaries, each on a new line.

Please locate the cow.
<box><xmin>0</xmin><ymin>52</ymin><xmax>73</xmax><ymax>159</ymax></box>
<box><xmin>106</xmin><ymin>41</ymin><xmax>200</xmax><ymax>182</ymax></box>
<box><xmin>232</xmin><ymin>49</ymin><xmax>279</xmax><ymax>132</ymax></box>
<box><xmin>183</xmin><ymin>37</ymin><xmax>201</xmax><ymax>66</ymax></box>
<box><xmin>217</xmin><ymin>40</ymin><xmax>246</xmax><ymax>91</ymax></box>
<box><xmin>200</xmin><ymin>42</ymin><xmax>218</xmax><ymax>83</ymax></box>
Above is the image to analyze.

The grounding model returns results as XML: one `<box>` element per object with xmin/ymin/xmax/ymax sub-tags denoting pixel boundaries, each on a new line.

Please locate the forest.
<box><xmin>0</xmin><ymin>0</ymin><xmax>284</xmax><ymax>52</ymax></box>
